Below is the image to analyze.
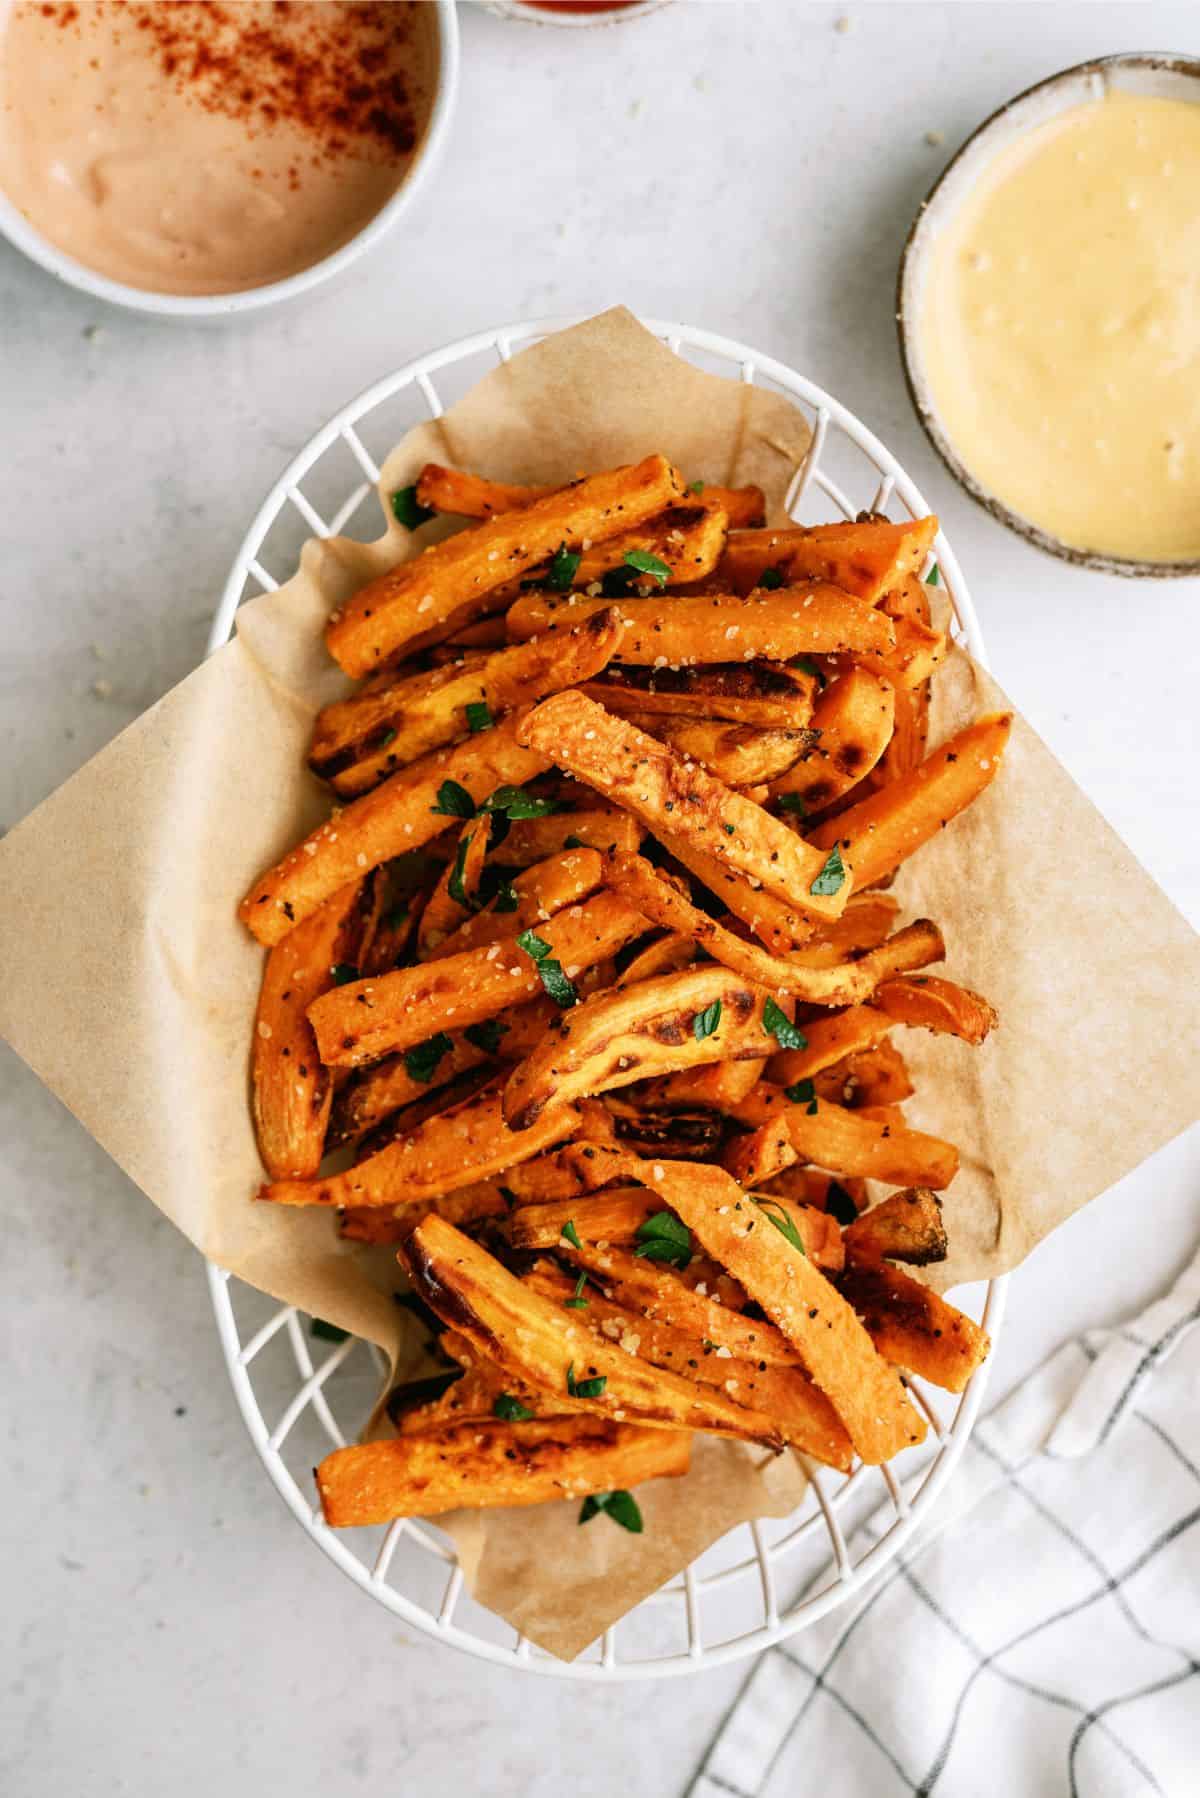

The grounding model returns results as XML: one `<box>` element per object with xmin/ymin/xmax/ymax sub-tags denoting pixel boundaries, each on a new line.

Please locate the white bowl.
<box><xmin>898</xmin><ymin>52</ymin><xmax>1200</xmax><ymax>579</ymax></box>
<box><xmin>0</xmin><ymin>0</ymin><xmax>460</xmax><ymax>321</ymax></box>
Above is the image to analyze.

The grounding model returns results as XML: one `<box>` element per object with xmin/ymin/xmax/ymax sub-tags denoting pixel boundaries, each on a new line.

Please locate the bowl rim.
<box><xmin>0</xmin><ymin>0</ymin><xmax>460</xmax><ymax>320</ymax></box>
<box><xmin>897</xmin><ymin>50</ymin><xmax>1200</xmax><ymax>581</ymax></box>
<box><xmin>488</xmin><ymin>0</ymin><xmax>671</xmax><ymax>26</ymax></box>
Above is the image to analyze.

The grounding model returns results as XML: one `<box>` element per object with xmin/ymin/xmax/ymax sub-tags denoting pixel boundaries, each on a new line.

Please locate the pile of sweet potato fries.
<box><xmin>238</xmin><ymin>454</ymin><xmax>1010</xmax><ymax>1533</ymax></box>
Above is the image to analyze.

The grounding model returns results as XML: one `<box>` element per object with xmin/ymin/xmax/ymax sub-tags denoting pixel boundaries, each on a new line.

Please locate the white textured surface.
<box><xmin>2</xmin><ymin>3</ymin><xmax>1197</xmax><ymax>1792</ymax></box>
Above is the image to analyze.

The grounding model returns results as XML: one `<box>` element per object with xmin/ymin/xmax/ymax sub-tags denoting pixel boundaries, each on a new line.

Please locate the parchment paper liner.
<box><xmin>1</xmin><ymin>310</ymin><xmax>1197</xmax><ymax>1660</ymax></box>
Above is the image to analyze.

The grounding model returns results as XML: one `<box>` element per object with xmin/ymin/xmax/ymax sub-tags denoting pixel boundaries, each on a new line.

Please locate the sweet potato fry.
<box><xmin>657</xmin><ymin>837</ymin><xmax>813</xmax><ymax>954</ymax></box>
<box><xmin>628</xmin><ymin>716</ymin><xmax>808</xmax><ymax>787</ymax></box>
<box><xmin>240</xmin><ymin>715</ymin><xmax>548</xmax><ymax>947</ymax></box>
<box><xmin>567</xmin><ymin>503</ymin><xmax>728</xmax><ymax>588</ymax></box>
<box><xmin>604</xmin><ymin>1100</ymin><xmax>724</xmax><ymax>1162</ymax></box>
<box><xmin>868</xmin><ymin>614</ymin><xmax>946</xmax><ymax>689</ymax></box>
<box><xmin>718</xmin><ymin>516</ymin><xmax>938</xmax><ymax>602</ymax></box>
<box><xmin>814</xmin><ymin>1040</ymin><xmax>914</xmax><ymax>1109</ymax></box>
<box><xmin>766</xmin><ymin>1005</ymin><xmax>893</xmax><ymax>1087</ymax></box>
<box><xmin>497</xmin><ymin>809</ymin><xmax>643</xmax><ymax>867</ymax></box>
<box><xmin>308</xmin><ymin>889</ymin><xmax>646</xmax><ymax>1069</ymax></box>
<box><xmin>807</xmin><ymin>713</ymin><xmax>1013</xmax><ymax>889</ymax></box>
<box><xmin>403</xmin><ymin>1216</ymin><xmax>784</xmax><ymax>1446</ymax></box>
<box><xmin>311</xmin><ymin>611</ymin><xmax>625</xmax><ymax>798</ymax></box>
<box><xmin>875</xmin><ymin>676</ymin><xmax>930</xmax><ymax>786</ymax></box>
<box><xmin>732</xmin><ymin>1084</ymin><xmax>960</xmax><ymax>1188</ymax></box>
<box><xmin>522</xmin><ymin>1264</ymin><xmax>852</xmax><ymax>1470</ymax></box>
<box><xmin>506</xmin><ymin>585</ymin><xmax>894</xmax><ymax>665</ymax></box>
<box><xmin>416</xmin><ymin>462</ymin><xmax>764</xmax><ymax>528</ymax></box>
<box><xmin>767</xmin><ymin>669</ymin><xmax>894</xmax><ymax>814</ymax></box>
<box><xmin>327</xmin><ymin>455</ymin><xmax>685</xmax><ymax>676</ymax></box>
<box><xmin>546</xmin><ymin>1236</ymin><xmax>807</xmax><ymax>1363</ymax></box>
<box><xmin>310</xmin><ymin>657</ymin><xmax>481</xmax><ymax>793</ymax></box>
<box><xmin>317</xmin><ymin>1415</ymin><xmax>690</xmax><ymax>1526</ymax></box>
<box><xmin>650</xmin><ymin>1161</ymin><xmax>926</xmax><ymax>1462</ymax></box>
<box><xmin>502</xmin><ymin>965</ymin><xmax>783</xmax><ymax>1130</ymax></box>
<box><xmin>260</xmin><ymin>1083</ymin><xmax>581</xmax><ymax>1210</ymax></box>
<box><xmin>722</xmin><ymin>1117</ymin><xmax>798</xmax><ymax>1189</ymax></box>
<box><xmin>423</xmin><ymin>846</ymin><xmax>604</xmax><ymax>962</ymax></box>
<box><xmin>842</xmin><ymin>1188</ymin><xmax>948</xmax><ymax>1267</ymax></box>
<box><xmin>871</xmin><ymin>975</ymin><xmax>998</xmax><ymax>1045</ymax></box>
<box><xmin>507</xmin><ymin>1186</ymin><xmax>662</xmax><ymax>1251</ymax></box>
<box><xmin>414</xmin><ymin>465</ymin><xmax>558</xmax><ymax>518</ymax></box>
<box><xmin>519</xmin><ymin>694</ymin><xmax>853</xmax><ymax>920</ymax></box>
<box><xmin>417</xmin><ymin>814</ymin><xmax>492</xmax><ymax>955</ymax></box>
<box><xmin>838</xmin><ymin>1262</ymin><xmax>990</xmax><ymax>1393</ymax></box>
<box><xmin>338</xmin><ymin>1183</ymin><xmax>511</xmax><ymax>1245</ymax></box>
<box><xmin>614</xmin><ymin>931</ymin><xmax>695</xmax><ymax>987</ymax></box>
<box><xmin>250</xmin><ymin>875</ymin><xmax>379</xmax><ymax>1179</ymax></box>
<box><xmin>331</xmin><ymin>1035</ymin><xmax>490</xmax><ymax>1147</ymax></box>
<box><xmin>634</xmin><ymin>1057</ymin><xmax>766</xmax><ymax>1110</ymax></box>
<box><xmin>585</xmin><ymin>660</ymin><xmax>816</xmax><ymax>729</ymax></box>
<box><xmin>390</xmin><ymin>1359</ymin><xmax>550</xmax><ymax>1431</ymax></box>
<box><xmin>605</xmin><ymin>855</ymin><xmax>943</xmax><ymax>1004</ymax></box>
<box><xmin>787</xmin><ymin>893</ymin><xmax>899</xmax><ymax>966</ymax></box>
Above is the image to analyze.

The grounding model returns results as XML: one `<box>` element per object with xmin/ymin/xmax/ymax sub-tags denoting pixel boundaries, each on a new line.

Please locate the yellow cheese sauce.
<box><xmin>919</xmin><ymin>93</ymin><xmax>1200</xmax><ymax>564</ymax></box>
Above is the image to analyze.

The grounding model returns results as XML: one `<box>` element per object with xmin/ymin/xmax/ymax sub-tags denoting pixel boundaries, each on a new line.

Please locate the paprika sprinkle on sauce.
<box><xmin>0</xmin><ymin>2</ymin><xmax>438</xmax><ymax>295</ymax></box>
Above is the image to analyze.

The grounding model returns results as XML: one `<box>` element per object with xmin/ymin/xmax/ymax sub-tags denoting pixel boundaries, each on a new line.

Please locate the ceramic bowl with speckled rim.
<box><xmin>898</xmin><ymin>53</ymin><xmax>1200</xmax><ymax>580</ymax></box>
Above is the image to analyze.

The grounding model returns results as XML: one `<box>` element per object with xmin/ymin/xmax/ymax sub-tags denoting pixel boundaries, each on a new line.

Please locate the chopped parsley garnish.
<box><xmin>757</xmin><ymin>566</ymin><xmax>785</xmax><ymax>590</ymax></box>
<box><xmin>492</xmin><ymin>881</ymin><xmax>520</xmax><ymax>913</ymax></box>
<box><xmin>566</xmin><ymin>1362</ymin><xmax>607</xmax><ymax>1400</ymax></box>
<box><xmin>391</xmin><ymin>484</ymin><xmax>434</xmax><ymax>530</ymax></box>
<box><xmin>376</xmin><ymin>727</ymin><xmax>398</xmax><ymax>750</ymax></box>
<box><xmin>516</xmin><ymin>929</ymin><xmax>576</xmax><ymax>1008</ymax></box>
<box><xmin>693</xmin><ymin>998</ymin><xmax>722</xmax><ymax>1041</ymax></box>
<box><xmin>825</xmin><ymin>1180</ymin><xmax>859</xmax><ymax>1226</ymax></box>
<box><xmin>600</xmin><ymin>564</ymin><xmax>640</xmax><ymax>598</ymax></box>
<box><xmin>926</xmin><ymin>562</ymin><xmax>941</xmax><ymax>586</ymax></box>
<box><xmin>810</xmin><ymin>844</ymin><xmax>847</xmax><ymax>898</ymax></box>
<box><xmin>634</xmin><ymin>1210</ymin><xmax>692</xmax><ymax>1270</ymax></box>
<box><xmin>763</xmin><ymin>998</ymin><xmax>808</xmax><ymax>1052</ymax></box>
<box><xmin>404</xmin><ymin>1032</ymin><xmax>454</xmax><ymax>1083</ymax></box>
<box><xmin>431</xmin><ymin>778</ymin><xmax>477</xmax><ymax>819</ymax></box>
<box><xmin>785</xmin><ymin>1077</ymin><xmax>819</xmax><ymax>1115</ymax></box>
<box><xmin>492</xmin><ymin>1393</ymin><xmax>534</xmax><ymax>1422</ymax></box>
<box><xmin>776</xmin><ymin>793</ymin><xmax>809</xmax><ymax>819</ymax></box>
<box><xmin>688</xmin><ymin>479</ymin><xmax>706</xmax><ymax>496</ymax></box>
<box><xmin>547</xmin><ymin>543</ymin><xmax>582</xmax><ymax>591</ymax></box>
<box><xmin>329</xmin><ymin>962</ymin><xmax>360</xmax><ymax>987</ymax></box>
<box><xmin>754</xmin><ymin>1196</ymin><xmax>808</xmax><ymax>1256</ymax></box>
<box><xmin>791</xmin><ymin>655</ymin><xmax>826</xmax><ymax>686</ymax></box>
<box><xmin>579</xmin><ymin>1489</ymin><xmax>643</xmax><ymax>1532</ymax></box>
<box><xmin>483</xmin><ymin>785</ymin><xmax>561</xmax><ymax>820</ymax></box>
<box><xmin>464</xmin><ymin>1019</ymin><xmax>508</xmax><ymax>1055</ymax></box>
<box><xmin>447</xmin><ymin>831</ymin><xmax>475</xmax><ymax>908</ymax></box>
<box><xmin>465</xmin><ymin>701</ymin><xmax>493</xmax><ymax>734</ymax></box>
<box><xmin>310</xmin><ymin>1318</ymin><xmax>349</xmax><ymax>1343</ymax></box>
<box><xmin>564</xmin><ymin>1272</ymin><xmax>590</xmax><ymax>1310</ymax></box>
<box><xmin>624</xmin><ymin>548</ymin><xmax>672</xmax><ymax>587</ymax></box>
<box><xmin>560</xmin><ymin>1219</ymin><xmax>583</xmax><ymax>1251</ymax></box>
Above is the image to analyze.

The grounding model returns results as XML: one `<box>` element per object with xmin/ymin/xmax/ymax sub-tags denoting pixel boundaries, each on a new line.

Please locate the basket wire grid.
<box><xmin>206</xmin><ymin>317</ymin><xmax>1007</xmax><ymax>1679</ymax></box>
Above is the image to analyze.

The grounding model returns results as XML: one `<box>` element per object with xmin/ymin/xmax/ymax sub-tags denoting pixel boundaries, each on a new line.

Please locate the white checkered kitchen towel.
<box><xmin>691</xmin><ymin>1247</ymin><xmax>1200</xmax><ymax>1798</ymax></box>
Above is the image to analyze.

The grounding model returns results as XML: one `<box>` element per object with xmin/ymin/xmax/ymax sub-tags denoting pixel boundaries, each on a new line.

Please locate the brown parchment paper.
<box><xmin>1</xmin><ymin>308</ymin><xmax>1198</xmax><ymax>1661</ymax></box>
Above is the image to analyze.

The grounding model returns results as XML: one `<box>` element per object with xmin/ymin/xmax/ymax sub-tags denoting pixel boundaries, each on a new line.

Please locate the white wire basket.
<box><xmin>206</xmin><ymin>317</ymin><xmax>1007</xmax><ymax>1679</ymax></box>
